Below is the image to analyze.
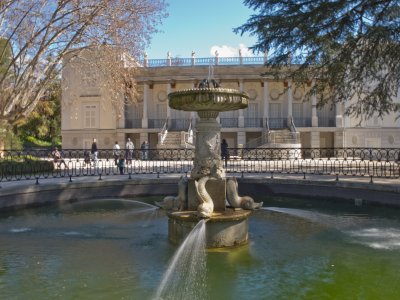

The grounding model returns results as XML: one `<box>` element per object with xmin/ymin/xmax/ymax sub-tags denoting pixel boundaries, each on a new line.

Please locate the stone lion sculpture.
<box><xmin>155</xmin><ymin>176</ymin><xmax>188</xmax><ymax>211</ymax></box>
<box><xmin>226</xmin><ymin>177</ymin><xmax>263</xmax><ymax>210</ymax></box>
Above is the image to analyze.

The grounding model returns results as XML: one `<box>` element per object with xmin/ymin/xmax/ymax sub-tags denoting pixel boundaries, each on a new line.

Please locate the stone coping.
<box><xmin>0</xmin><ymin>175</ymin><xmax>399</xmax><ymax>210</ymax></box>
<box><xmin>167</xmin><ymin>209</ymin><xmax>251</xmax><ymax>222</ymax></box>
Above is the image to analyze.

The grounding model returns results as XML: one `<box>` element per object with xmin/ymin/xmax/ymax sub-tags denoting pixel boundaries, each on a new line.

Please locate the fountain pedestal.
<box><xmin>166</xmin><ymin>86</ymin><xmax>255</xmax><ymax>248</ymax></box>
<box><xmin>168</xmin><ymin>210</ymin><xmax>251</xmax><ymax>248</ymax></box>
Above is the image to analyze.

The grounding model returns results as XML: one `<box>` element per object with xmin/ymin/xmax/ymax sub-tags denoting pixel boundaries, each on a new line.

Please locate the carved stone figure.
<box><xmin>226</xmin><ymin>177</ymin><xmax>263</xmax><ymax>210</ymax></box>
<box><xmin>155</xmin><ymin>176</ymin><xmax>188</xmax><ymax>210</ymax></box>
<box><xmin>194</xmin><ymin>175</ymin><xmax>214</xmax><ymax>218</ymax></box>
<box><xmin>198</xmin><ymin>79</ymin><xmax>220</xmax><ymax>89</ymax></box>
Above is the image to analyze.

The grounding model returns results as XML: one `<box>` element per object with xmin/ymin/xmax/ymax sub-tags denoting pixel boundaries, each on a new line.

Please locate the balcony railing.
<box><xmin>319</xmin><ymin>118</ymin><xmax>336</xmax><ymax>127</ymax></box>
<box><xmin>269</xmin><ymin>118</ymin><xmax>287</xmax><ymax>129</ymax></box>
<box><xmin>126</xmin><ymin>117</ymin><xmax>337</xmax><ymax>130</ymax></box>
<box><xmin>140</xmin><ymin>56</ymin><xmax>265</xmax><ymax>68</ymax></box>
<box><xmin>220</xmin><ymin>118</ymin><xmax>239</xmax><ymax>128</ymax></box>
<box><xmin>148</xmin><ymin>119</ymin><xmax>164</xmax><ymax>129</ymax></box>
<box><xmin>128</xmin><ymin>117</ymin><xmax>338</xmax><ymax>130</ymax></box>
<box><xmin>293</xmin><ymin>117</ymin><xmax>312</xmax><ymax>127</ymax></box>
<box><xmin>125</xmin><ymin>119</ymin><xmax>142</xmax><ymax>128</ymax></box>
<box><xmin>244</xmin><ymin>118</ymin><xmax>263</xmax><ymax>128</ymax></box>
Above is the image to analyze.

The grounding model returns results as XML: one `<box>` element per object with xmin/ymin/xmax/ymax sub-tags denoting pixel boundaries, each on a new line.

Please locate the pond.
<box><xmin>0</xmin><ymin>196</ymin><xmax>399</xmax><ymax>299</ymax></box>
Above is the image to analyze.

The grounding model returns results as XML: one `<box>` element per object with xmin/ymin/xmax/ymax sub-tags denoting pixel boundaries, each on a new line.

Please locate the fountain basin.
<box><xmin>167</xmin><ymin>209</ymin><xmax>251</xmax><ymax>248</ymax></box>
<box><xmin>168</xmin><ymin>88</ymin><xmax>249</xmax><ymax>112</ymax></box>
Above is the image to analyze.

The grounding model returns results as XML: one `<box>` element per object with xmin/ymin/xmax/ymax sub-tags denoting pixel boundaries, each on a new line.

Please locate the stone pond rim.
<box><xmin>168</xmin><ymin>88</ymin><xmax>249</xmax><ymax>112</ymax></box>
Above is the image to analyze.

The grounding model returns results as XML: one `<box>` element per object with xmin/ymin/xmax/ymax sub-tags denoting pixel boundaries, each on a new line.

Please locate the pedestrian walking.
<box><xmin>126</xmin><ymin>138</ymin><xmax>134</xmax><ymax>165</ymax></box>
<box><xmin>113</xmin><ymin>141</ymin><xmax>120</xmax><ymax>166</ymax></box>
<box><xmin>91</xmin><ymin>138</ymin><xmax>98</xmax><ymax>166</ymax></box>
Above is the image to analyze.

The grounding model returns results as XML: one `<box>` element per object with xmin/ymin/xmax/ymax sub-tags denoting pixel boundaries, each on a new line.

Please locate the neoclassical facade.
<box><xmin>61</xmin><ymin>52</ymin><xmax>400</xmax><ymax>150</ymax></box>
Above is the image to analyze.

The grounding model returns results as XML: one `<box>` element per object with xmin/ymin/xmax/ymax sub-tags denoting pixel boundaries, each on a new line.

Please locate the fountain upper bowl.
<box><xmin>168</xmin><ymin>88</ymin><xmax>249</xmax><ymax>112</ymax></box>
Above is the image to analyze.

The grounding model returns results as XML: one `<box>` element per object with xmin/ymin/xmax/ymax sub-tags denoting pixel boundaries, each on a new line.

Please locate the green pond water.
<box><xmin>0</xmin><ymin>196</ymin><xmax>399</xmax><ymax>299</ymax></box>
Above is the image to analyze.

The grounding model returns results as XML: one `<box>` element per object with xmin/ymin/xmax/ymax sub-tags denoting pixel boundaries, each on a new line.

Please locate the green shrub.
<box><xmin>0</xmin><ymin>156</ymin><xmax>54</xmax><ymax>176</ymax></box>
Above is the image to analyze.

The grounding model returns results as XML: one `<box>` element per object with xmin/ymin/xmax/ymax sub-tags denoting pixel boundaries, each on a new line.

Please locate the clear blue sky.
<box><xmin>145</xmin><ymin>0</ymin><xmax>258</xmax><ymax>59</ymax></box>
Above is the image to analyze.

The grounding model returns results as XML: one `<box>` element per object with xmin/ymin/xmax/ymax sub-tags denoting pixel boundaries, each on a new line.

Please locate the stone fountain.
<box><xmin>159</xmin><ymin>79</ymin><xmax>263</xmax><ymax>248</ymax></box>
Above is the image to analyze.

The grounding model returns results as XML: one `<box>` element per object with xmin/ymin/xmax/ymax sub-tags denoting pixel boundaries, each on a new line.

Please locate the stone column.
<box><xmin>141</xmin><ymin>82</ymin><xmax>149</xmax><ymax>128</ymax></box>
<box><xmin>263</xmin><ymin>80</ymin><xmax>269</xmax><ymax>129</ymax></box>
<box><xmin>311</xmin><ymin>81</ymin><xmax>318</xmax><ymax>127</ymax></box>
<box><xmin>335</xmin><ymin>101</ymin><xmax>343</xmax><ymax>128</ymax></box>
<box><xmin>287</xmin><ymin>79</ymin><xmax>293</xmax><ymax>127</ymax></box>
<box><xmin>238</xmin><ymin>80</ymin><xmax>246</xmax><ymax>147</ymax></box>
<box><xmin>238</xmin><ymin>80</ymin><xmax>245</xmax><ymax>128</ymax></box>
<box><xmin>190</xmin><ymin>81</ymin><xmax>196</xmax><ymax>126</ymax></box>
<box><xmin>166</xmin><ymin>83</ymin><xmax>172</xmax><ymax>128</ymax></box>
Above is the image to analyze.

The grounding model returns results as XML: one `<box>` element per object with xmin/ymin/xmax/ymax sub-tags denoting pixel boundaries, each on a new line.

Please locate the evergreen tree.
<box><xmin>235</xmin><ymin>0</ymin><xmax>400</xmax><ymax>119</ymax></box>
<box><xmin>18</xmin><ymin>81</ymin><xmax>61</xmax><ymax>147</ymax></box>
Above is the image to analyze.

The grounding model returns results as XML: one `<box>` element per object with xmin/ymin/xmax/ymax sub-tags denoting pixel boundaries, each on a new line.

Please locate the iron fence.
<box><xmin>0</xmin><ymin>148</ymin><xmax>399</xmax><ymax>183</ymax></box>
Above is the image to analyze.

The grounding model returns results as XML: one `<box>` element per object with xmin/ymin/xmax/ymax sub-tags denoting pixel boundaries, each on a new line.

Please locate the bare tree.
<box><xmin>0</xmin><ymin>0</ymin><xmax>167</xmax><ymax>150</ymax></box>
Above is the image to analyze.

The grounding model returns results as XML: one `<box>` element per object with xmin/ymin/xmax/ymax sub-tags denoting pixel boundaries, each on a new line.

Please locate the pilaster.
<box><xmin>237</xmin><ymin>131</ymin><xmax>246</xmax><ymax>147</ymax></box>
<box><xmin>334</xmin><ymin>130</ymin><xmax>345</xmax><ymax>148</ymax></box>
<box><xmin>263</xmin><ymin>81</ymin><xmax>269</xmax><ymax>128</ymax></box>
<box><xmin>311</xmin><ymin>81</ymin><xmax>318</xmax><ymax>127</ymax></box>
<box><xmin>141</xmin><ymin>82</ymin><xmax>149</xmax><ymax>128</ymax></box>
<box><xmin>287</xmin><ymin>79</ymin><xmax>293</xmax><ymax>127</ymax></box>
<box><xmin>310</xmin><ymin>131</ymin><xmax>320</xmax><ymax>148</ymax></box>
<box><xmin>238</xmin><ymin>80</ymin><xmax>244</xmax><ymax>127</ymax></box>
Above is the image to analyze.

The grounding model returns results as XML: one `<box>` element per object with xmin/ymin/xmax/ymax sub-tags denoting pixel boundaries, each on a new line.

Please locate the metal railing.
<box><xmin>0</xmin><ymin>148</ymin><xmax>399</xmax><ymax>184</ymax></box>
<box><xmin>184</xmin><ymin>121</ymin><xmax>194</xmax><ymax>146</ymax></box>
<box><xmin>158</xmin><ymin>118</ymin><xmax>168</xmax><ymax>145</ymax></box>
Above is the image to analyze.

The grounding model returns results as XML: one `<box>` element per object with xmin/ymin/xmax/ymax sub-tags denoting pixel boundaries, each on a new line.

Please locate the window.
<box><xmin>293</xmin><ymin>103</ymin><xmax>303</xmax><ymax>119</ymax></box>
<box><xmin>157</xmin><ymin>104</ymin><xmax>167</xmax><ymax>119</ymax></box>
<box><xmin>244</xmin><ymin>103</ymin><xmax>258</xmax><ymax>118</ymax></box>
<box><xmin>269</xmin><ymin>103</ymin><xmax>281</xmax><ymax>118</ymax></box>
<box><xmin>83</xmin><ymin>104</ymin><xmax>98</xmax><ymax>128</ymax></box>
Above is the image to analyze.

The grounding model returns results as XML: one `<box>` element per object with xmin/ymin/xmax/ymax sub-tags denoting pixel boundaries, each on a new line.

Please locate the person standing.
<box><xmin>117</xmin><ymin>153</ymin><xmax>125</xmax><ymax>175</ymax></box>
<box><xmin>221</xmin><ymin>139</ymin><xmax>229</xmax><ymax>168</ymax></box>
<box><xmin>91</xmin><ymin>138</ymin><xmax>98</xmax><ymax>166</ymax></box>
<box><xmin>112</xmin><ymin>141</ymin><xmax>120</xmax><ymax>166</ymax></box>
<box><xmin>144</xmin><ymin>141</ymin><xmax>149</xmax><ymax>160</ymax></box>
<box><xmin>51</xmin><ymin>147</ymin><xmax>67</xmax><ymax>168</ymax></box>
<box><xmin>126</xmin><ymin>138</ymin><xmax>134</xmax><ymax>165</ymax></box>
<box><xmin>141</xmin><ymin>141</ymin><xmax>149</xmax><ymax>160</ymax></box>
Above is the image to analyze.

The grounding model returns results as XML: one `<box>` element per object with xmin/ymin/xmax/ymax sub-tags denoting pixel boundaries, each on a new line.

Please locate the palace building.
<box><xmin>61</xmin><ymin>50</ymin><xmax>400</xmax><ymax>150</ymax></box>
